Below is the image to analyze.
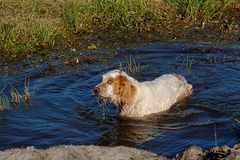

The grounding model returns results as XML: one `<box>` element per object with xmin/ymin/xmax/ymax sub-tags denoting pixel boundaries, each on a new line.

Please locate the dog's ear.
<box><xmin>113</xmin><ymin>75</ymin><xmax>136</xmax><ymax>106</ymax></box>
<box><xmin>120</xmin><ymin>83</ymin><xmax>136</xmax><ymax>106</ymax></box>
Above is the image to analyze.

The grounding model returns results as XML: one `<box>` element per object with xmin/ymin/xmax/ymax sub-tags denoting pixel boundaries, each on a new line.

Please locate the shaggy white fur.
<box><xmin>94</xmin><ymin>69</ymin><xmax>192</xmax><ymax>117</ymax></box>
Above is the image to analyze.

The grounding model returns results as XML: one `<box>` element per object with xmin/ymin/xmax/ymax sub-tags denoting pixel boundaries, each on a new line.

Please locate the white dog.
<box><xmin>94</xmin><ymin>69</ymin><xmax>192</xmax><ymax>117</ymax></box>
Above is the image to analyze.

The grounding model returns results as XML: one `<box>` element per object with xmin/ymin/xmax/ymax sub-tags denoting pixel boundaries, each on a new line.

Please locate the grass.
<box><xmin>0</xmin><ymin>79</ymin><xmax>32</xmax><ymax>111</ymax></box>
<box><xmin>167</xmin><ymin>0</ymin><xmax>229</xmax><ymax>22</ymax></box>
<box><xmin>0</xmin><ymin>0</ymin><xmax>239</xmax><ymax>62</ymax></box>
<box><xmin>0</xmin><ymin>19</ymin><xmax>56</xmax><ymax>59</ymax></box>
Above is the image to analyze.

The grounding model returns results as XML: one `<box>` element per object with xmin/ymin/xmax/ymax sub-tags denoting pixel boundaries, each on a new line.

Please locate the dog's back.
<box><xmin>95</xmin><ymin>69</ymin><xmax>192</xmax><ymax>117</ymax></box>
<box><xmin>135</xmin><ymin>74</ymin><xmax>192</xmax><ymax>116</ymax></box>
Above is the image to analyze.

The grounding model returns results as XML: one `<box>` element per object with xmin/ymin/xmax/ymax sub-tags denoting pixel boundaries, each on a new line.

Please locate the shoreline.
<box><xmin>1</xmin><ymin>28</ymin><xmax>239</xmax><ymax>66</ymax></box>
<box><xmin>0</xmin><ymin>144</ymin><xmax>240</xmax><ymax>160</ymax></box>
<box><xmin>0</xmin><ymin>0</ymin><xmax>239</xmax><ymax>64</ymax></box>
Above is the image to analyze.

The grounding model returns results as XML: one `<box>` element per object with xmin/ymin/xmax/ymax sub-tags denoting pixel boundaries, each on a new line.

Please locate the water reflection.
<box><xmin>99</xmin><ymin>104</ymin><xmax>188</xmax><ymax>147</ymax></box>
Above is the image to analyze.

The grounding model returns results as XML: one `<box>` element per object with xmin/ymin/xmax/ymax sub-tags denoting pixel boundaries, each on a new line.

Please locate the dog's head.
<box><xmin>94</xmin><ymin>69</ymin><xmax>136</xmax><ymax>107</ymax></box>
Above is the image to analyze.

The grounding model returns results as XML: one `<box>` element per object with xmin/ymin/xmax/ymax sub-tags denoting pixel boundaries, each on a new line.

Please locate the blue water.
<box><xmin>0</xmin><ymin>43</ymin><xmax>240</xmax><ymax>157</ymax></box>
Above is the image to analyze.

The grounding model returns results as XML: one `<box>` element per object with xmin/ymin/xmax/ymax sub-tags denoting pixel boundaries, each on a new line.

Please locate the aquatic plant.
<box><xmin>119</xmin><ymin>57</ymin><xmax>142</xmax><ymax>74</ymax></box>
<box><xmin>176</xmin><ymin>54</ymin><xmax>240</xmax><ymax>73</ymax></box>
<box><xmin>235</xmin><ymin>118</ymin><xmax>240</xmax><ymax>124</ymax></box>
<box><xmin>175</xmin><ymin>56</ymin><xmax>180</xmax><ymax>68</ymax></box>
<box><xmin>221</xmin><ymin>55</ymin><xmax>226</xmax><ymax>64</ymax></box>
<box><xmin>9</xmin><ymin>83</ymin><xmax>21</xmax><ymax>105</ymax></box>
<box><xmin>0</xmin><ymin>78</ymin><xmax>32</xmax><ymax>111</ymax></box>
<box><xmin>62</xmin><ymin>0</ymin><xmax>83</xmax><ymax>33</ymax></box>
<box><xmin>24</xmin><ymin>78</ymin><xmax>31</xmax><ymax>104</ymax></box>
<box><xmin>182</xmin><ymin>56</ymin><xmax>194</xmax><ymax>73</ymax></box>
<box><xmin>207</xmin><ymin>56</ymin><xmax>217</xmax><ymax>63</ymax></box>
<box><xmin>1</xmin><ymin>93</ymin><xmax>11</xmax><ymax>110</ymax></box>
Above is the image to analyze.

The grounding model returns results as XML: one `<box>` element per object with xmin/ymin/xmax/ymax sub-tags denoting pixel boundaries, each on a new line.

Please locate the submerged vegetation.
<box><xmin>175</xmin><ymin>53</ymin><xmax>240</xmax><ymax>73</ymax></box>
<box><xmin>0</xmin><ymin>78</ymin><xmax>32</xmax><ymax>111</ymax></box>
<box><xmin>0</xmin><ymin>0</ymin><xmax>239</xmax><ymax>62</ymax></box>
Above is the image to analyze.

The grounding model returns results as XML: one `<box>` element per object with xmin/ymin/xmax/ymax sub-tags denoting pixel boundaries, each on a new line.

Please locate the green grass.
<box><xmin>61</xmin><ymin>0</ymin><xmax>162</xmax><ymax>32</ymax></box>
<box><xmin>0</xmin><ymin>19</ymin><xmax>56</xmax><ymax>59</ymax></box>
<box><xmin>0</xmin><ymin>0</ymin><xmax>239</xmax><ymax>62</ymax></box>
<box><xmin>166</xmin><ymin>0</ymin><xmax>236</xmax><ymax>22</ymax></box>
<box><xmin>62</xmin><ymin>0</ymin><xmax>83</xmax><ymax>33</ymax></box>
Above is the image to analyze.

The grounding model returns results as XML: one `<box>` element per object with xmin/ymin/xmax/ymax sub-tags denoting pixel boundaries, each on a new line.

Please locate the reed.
<box><xmin>0</xmin><ymin>93</ymin><xmax>9</xmax><ymax>111</ymax></box>
<box><xmin>119</xmin><ymin>57</ymin><xmax>142</xmax><ymax>74</ymax></box>
<box><xmin>182</xmin><ymin>56</ymin><xmax>194</xmax><ymax>73</ymax></box>
<box><xmin>24</xmin><ymin>78</ymin><xmax>31</xmax><ymax>103</ymax></box>
<box><xmin>9</xmin><ymin>83</ymin><xmax>21</xmax><ymax>105</ymax></box>
<box><xmin>0</xmin><ymin>78</ymin><xmax>32</xmax><ymax>111</ymax></box>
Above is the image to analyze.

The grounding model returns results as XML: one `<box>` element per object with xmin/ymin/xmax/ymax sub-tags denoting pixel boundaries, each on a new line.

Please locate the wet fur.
<box><xmin>94</xmin><ymin>70</ymin><xmax>192</xmax><ymax>117</ymax></box>
<box><xmin>112</xmin><ymin>75</ymin><xmax>136</xmax><ymax>106</ymax></box>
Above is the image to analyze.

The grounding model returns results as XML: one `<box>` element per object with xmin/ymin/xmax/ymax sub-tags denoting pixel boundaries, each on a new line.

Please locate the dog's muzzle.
<box><xmin>93</xmin><ymin>86</ymin><xmax>100</xmax><ymax>95</ymax></box>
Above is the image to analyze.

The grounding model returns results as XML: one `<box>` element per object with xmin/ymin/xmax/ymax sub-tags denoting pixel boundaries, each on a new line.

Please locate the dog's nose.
<box><xmin>93</xmin><ymin>87</ymin><xmax>100</xmax><ymax>94</ymax></box>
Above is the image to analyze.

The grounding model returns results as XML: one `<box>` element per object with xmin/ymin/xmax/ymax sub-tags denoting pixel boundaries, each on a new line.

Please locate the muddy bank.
<box><xmin>1</xmin><ymin>144</ymin><xmax>240</xmax><ymax>160</ymax></box>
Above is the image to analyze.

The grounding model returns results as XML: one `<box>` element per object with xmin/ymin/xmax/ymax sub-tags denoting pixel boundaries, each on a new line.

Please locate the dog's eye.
<box><xmin>107</xmin><ymin>79</ymin><xmax>113</xmax><ymax>84</ymax></box>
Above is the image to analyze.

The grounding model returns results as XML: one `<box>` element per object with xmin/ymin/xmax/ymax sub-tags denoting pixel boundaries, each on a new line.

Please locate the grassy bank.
<box><xmin>0</xmin><ymin>0</ymin><xmax>239</xmax><ymax>63</ymax></box>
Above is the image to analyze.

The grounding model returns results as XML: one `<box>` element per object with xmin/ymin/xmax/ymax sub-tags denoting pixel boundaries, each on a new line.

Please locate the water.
<box><xmin>0</xmin><ymin>43</ymin><xmax>240</xmax><ymax>157</ymax></box>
